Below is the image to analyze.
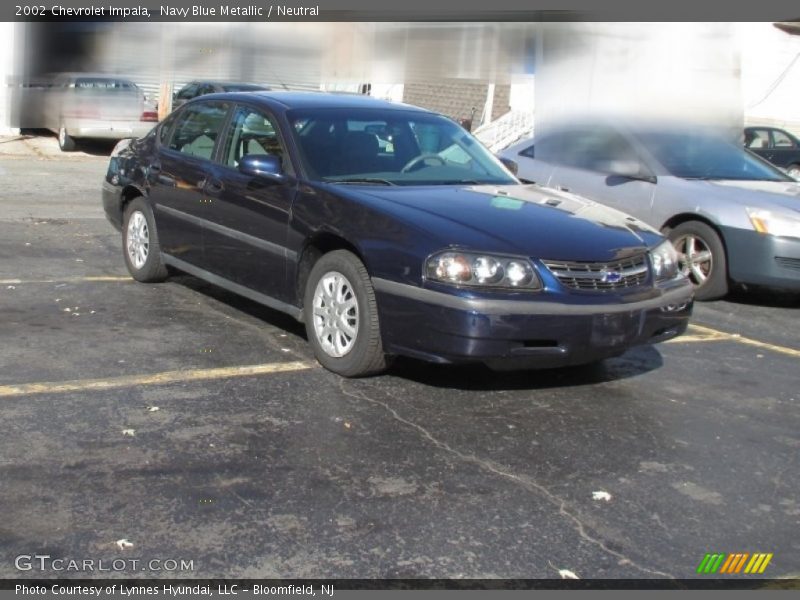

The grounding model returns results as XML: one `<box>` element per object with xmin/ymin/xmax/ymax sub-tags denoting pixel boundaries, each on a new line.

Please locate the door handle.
<box><xmin>557</xmin><ymin>185</ymin><xmax>570</xmax><ymax>192</ymax></box>
<box><xmin>149</xmin><ymin>162</ymin><xmax>161</xmax><ymax>173</ymax></box>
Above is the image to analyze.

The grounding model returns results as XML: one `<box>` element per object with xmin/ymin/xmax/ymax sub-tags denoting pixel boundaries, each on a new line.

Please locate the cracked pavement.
<box><xmin>0</xmin><ymin>151</ymin><xmax>798</xmax><ymax>581</ymax></box>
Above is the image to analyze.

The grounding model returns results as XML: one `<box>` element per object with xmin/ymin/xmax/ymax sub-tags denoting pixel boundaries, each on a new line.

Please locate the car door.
<box><xmin>547</xmin><ymin>127</ymin><xmax>657</xmax><ymax>224</ymax></box>
<box><xmin>147</xmin><ymin>100</ymin><xmax>231</xmax><ymax>268</ymax></box>
<box><xmin>767</xmin><ymin>128</ymin><xmax>800</xmax><ymax>169</ymax></box>
<box><xmin>201</xmin><ymin>103</ymin><xmax>298</xmax><ymax>303</ymax></box>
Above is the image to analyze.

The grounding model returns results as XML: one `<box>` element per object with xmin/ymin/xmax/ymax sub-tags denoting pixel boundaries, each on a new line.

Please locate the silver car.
<box><xmin>44</xmin><ymin>74</ymin><xmax>158</xmax><ymax>151</ymax></box>
<box><xmin>499</xmin><ymin>123</ymin><xmax>800</xmax><ymax>300</ymax></box>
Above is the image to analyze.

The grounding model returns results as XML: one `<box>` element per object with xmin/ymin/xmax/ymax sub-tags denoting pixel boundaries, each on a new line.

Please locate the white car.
<box><xmin>45</xmin><ymin>74</ymin><xmax>158</xmax><ymax>151</ymax></box>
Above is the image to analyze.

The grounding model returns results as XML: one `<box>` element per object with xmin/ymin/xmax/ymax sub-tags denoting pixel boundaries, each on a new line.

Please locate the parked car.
<box><xmin>172</xmin><ymin>81</ymin><xmax>271</xmax><ymax>109</ymax></box>
<box><xmin>500</xmin><ymin>122</ymin><xmax>800</xmax><ymax>300</ymax></box>
<box><xmin>44</xmin><ymin>74</ymin><xmax>158</xmax><ymax>151</ymax></box>
<box><xmin>743</xmin><ymin>126</ymin><xmax>800</xmax><ymax>180</ymax></box>
<box><xmin>103</xmin><ymin>93</ymin><xmax>693</xmax><ymax>376</ymax></box>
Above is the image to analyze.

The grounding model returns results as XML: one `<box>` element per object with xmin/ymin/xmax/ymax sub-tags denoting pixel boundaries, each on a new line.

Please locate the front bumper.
<box><xmin>374</xmin><ymin>277</ymin><xmax>694</xmax><ymax>369</ymax></box>
<box><xmin>722</xmin><ymin>226</ymin><xmax>800</xmax><ymax>291</ymax></box>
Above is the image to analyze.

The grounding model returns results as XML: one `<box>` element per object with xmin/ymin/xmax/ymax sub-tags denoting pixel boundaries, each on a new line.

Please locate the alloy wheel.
<box><xmin>312</xmin><ymin>271</ymin><xmax>359</xmax><ymax>357</ymax></box>
<box><xmin>673</xmin><ymin>233</ymin><xmax>713</xmax><ymax>285</ymax></box>
<box><xmin>126</xmin><ymin>210</ymin><xmax>150</xmax><ymax>270</ymax></box>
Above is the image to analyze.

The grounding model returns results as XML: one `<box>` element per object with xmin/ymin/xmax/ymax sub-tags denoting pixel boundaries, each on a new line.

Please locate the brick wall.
<box><xmin>492</xmin><ymin>84</ymin><xmax>512</xmax><ymax>121</ymax></box>
<box><xmin>402</xmin><ymin>80</ymin><xmax>512</xmax><ymax>127</ymax></box>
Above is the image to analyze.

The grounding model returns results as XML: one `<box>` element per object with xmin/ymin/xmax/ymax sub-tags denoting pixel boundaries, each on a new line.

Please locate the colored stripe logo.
<box><xmin>697</xmin><ymin>553</ymin><xmax>773</xmax><ymax>574</ymax></box>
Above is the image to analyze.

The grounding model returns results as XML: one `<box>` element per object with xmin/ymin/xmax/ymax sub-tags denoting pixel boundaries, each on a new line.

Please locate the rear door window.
<box><xmin>166</xmin><ymin>101</ymin><xmax>230</xmax><ymax>160</ymax></box>
<box><xmin>772</xmin><ymin>130</ymin><xmax>796</xmax><ymax>148</ymax></box>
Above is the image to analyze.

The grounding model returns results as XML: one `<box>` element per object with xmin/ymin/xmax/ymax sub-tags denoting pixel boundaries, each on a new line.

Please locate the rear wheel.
<box><xmin>304</xmin><ymin>250</ymin><xmax>386</xmax><ymax>377</ymax></box>
<box><xmin>122</xmin><ymin>197</ymin><xmax>168</xmax><ymax>283</ymax></box>
<box><xmin>786</xmin><ymin>163</ymin><xmax>800</xmax><ymax>180</ymax></box>
<box><xmin>667</xmin><ymin>220</ymin><xmax>728</xmax><ymax>301</ymax></box>
<box><xmin>57</xmin><ymin>126</ymin><xmax>76</xmax><ymax>152</ymax></box>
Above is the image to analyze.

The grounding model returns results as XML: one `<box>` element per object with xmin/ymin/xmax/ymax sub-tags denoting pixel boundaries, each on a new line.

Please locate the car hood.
<box><xmin>341</xmin><ymin>183</ymin><xmax>662</xmax><ymax>262</ymax></box>
<box><xmin>694</xmin><ymin>179</ymin><xmax>800</xmax><ymax>214</ymax></box>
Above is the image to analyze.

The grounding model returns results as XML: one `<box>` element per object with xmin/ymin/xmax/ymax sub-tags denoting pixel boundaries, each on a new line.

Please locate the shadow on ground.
<box><xmin>174</xmin><ymin>273</ymin><xmax>664</xmax><ymax>391</ymax></box>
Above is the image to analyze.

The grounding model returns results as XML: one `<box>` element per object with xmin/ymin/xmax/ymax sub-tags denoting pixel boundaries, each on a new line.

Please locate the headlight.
<box><xmin>650</xmin><ymin>240</ymin><xmax>680</xmax><ymax>281</ymax></box>
<box><xmin>746</xmin><ymin>207</ymin><xmax>800</xmax><ymax>240</ymax></box>
<box><xmin>425</xmin><ymin>250</ymin><xmax>542</xmax><ymax>290</ymax></box>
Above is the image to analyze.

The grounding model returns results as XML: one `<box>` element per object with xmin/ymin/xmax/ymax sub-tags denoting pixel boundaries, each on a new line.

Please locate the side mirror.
<box><xmin>499</xmin><ymin>157</ymin><xmax>518</xmax><ymax>175</ymax></box>
<box><xmin>238</xmin><ymin>154</ymin><xmax>286</xmax><ymax>183</ymax></box>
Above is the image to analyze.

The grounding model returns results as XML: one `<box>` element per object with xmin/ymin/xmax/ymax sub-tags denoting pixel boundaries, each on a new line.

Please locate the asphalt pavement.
<box><xmin>0</xmin><ymin>139</ymin><xmax>798</xmax><ymax>582</ymax></box>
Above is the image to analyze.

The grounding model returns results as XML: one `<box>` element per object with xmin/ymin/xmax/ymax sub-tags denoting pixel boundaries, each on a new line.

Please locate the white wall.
<box><xmin>0</xmin><ymin>22</ymin><xmax>20</xmax><ymax>135</ymax></box>
<box><xmin>738</xmin><ymin>22</ymin><xmax>800</xmax><ymax>135</ymax></box>
<box><xmin>509</xmin><ymin>76</ymin><xmax>534</xmax><ymax>112</ymax></box>
<box><xmin>535</xmin><ymin>23</ymin><xmax>743</xmax><ymax>132</ymax></box>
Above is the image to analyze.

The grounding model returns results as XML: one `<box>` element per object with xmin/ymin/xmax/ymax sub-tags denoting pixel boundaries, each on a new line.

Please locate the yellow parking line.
<box><xmin>690</xmin><ymin>324</ymin><xmax>800</xmax><ymax>358</ymax></box>
<box><xmin>668</xmin><ymin>323</ymin><xmax>800</xmax><ymax>359</ymax></box>
<box><xmin>665</xmin><ymin>330</ymin><xmax>729</xmax><ymax>344</ymax></box>
<box><xmin>0</xmin><ymin>361</ymin><xmax>317</xmax><ymax>398</ymax></box>
<box><xmin>1</xmin><ymin>276</ymin><xmax>132</xmax><ymax>285</ymax></box>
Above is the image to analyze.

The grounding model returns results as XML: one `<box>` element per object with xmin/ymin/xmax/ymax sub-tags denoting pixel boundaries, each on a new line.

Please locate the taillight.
<box><xmin>140</xmin><ymin>111</ymin><xmax>158</xmax><ymax>122</ymax></box>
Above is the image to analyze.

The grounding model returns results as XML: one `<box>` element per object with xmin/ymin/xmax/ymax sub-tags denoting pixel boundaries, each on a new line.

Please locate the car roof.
<box><xmin>745</xmin><ymin>125</ymin><xmax>799</xmax><ymax>136</ymax></box>
<box><xmin>194</xmin><ymin>90</ymin><xmax>428</xmax><ymax>112</ymax></box>
<box><xmin>188</xmin><ymin>80</ymin><xmax>267</xmax><ymax>87</ymax></box>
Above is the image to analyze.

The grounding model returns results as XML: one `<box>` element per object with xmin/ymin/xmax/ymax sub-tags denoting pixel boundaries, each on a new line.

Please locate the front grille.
<box><xmin>775</xmin><ymin>256</ymin><xmax>800</xmax><ymax>272</ymax></box>
<box><xmin>542</xmin><ymin>254</ymin><xmax>649</xmax><ymax>291</ymax></box>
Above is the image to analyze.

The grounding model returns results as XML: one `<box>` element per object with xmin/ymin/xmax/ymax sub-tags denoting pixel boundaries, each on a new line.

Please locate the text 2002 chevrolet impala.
<box><xmin>102</xmin><ymin>92</ymin><xmax>694</xmax><ymax>376</ymax></box>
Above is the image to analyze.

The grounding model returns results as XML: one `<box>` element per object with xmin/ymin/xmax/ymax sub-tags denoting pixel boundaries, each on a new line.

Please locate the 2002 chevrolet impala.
<box><xmin>102</xmin><ymin>92</ymin><xmax>693</xmax><ymax>376</ymax></box>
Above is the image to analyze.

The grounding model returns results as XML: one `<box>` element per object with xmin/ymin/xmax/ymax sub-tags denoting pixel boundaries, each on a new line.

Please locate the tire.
<box><xmin>303</xmin><ymin>250</ymin><xmax>387</xmax><ymax>377</ymax></box>
<box><xmin>667</xmin><ymin>220</ymin><xmax>728</xmax><ymax>301</ymax></box>
<box><xmin>786</xmin><ymin>163</ymin><xmax>800</xmax><ymax>180</ymax></box>
<box><xmin>57</xmin><ymin>126</ymin><xmax>76</xmax><ymax>152</ymax></box>
<box><xmin>122</xmin><ymin>197</ymin><xmax>169</xmax><ymax>283</ymax></box>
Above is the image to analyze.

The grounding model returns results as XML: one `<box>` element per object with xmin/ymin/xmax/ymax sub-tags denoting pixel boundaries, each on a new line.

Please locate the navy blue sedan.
<box><xmin>102</xmin><ymin>92</ymin><xmax>693</xmax><ymax>376</ymax></box>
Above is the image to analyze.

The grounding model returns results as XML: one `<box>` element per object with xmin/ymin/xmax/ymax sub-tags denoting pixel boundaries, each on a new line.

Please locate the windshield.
<box><xmin>638</xmin><ymin>131</ymin><xmax>792</xmax><ymax>181</ymax></box>
<box><xmin>287</xmin><ymin>108</ymin><xmax>517</xmax><ymax>186</ymax></box>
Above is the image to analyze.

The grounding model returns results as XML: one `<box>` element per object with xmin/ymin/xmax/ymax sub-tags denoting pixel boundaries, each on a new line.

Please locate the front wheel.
<box><xmin>122</xmin><ymin>198</ymin><xmax>169</xmax><ymax>283</ymax></box>
<box><xmin>667</xmin><ymin>221</ymin><xmax>728</xmax><ymax>301</ymax></box>
<box><xmin>786</xmin><ymin>163</ymin><xmax>800</xmax><ymax>180</ymax></box>
<box><xmin>303</xmin><ymin>250</ymin><xmax>387</xmax><ymax>377</ymax></box>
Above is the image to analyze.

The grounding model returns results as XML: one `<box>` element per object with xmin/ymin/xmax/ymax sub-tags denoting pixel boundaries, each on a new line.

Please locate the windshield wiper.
<box><xmin>328</xmin><ymin>177</ymin><xmax>396</xmax><ymax>186</ymax></box>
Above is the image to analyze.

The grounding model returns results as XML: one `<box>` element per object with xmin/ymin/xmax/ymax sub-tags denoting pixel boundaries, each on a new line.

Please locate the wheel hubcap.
<box><xmin>674</xmin><ymin>234</ymin><xmax>713</xmax><ymax>285</ymax></box>
<box><xmin>126</xmin><ymin>211</ymin><xmax>149</xmax><ymax>270</ymax></box>
<box><xmin>312</xmin><ymin>271</ymin><xmax>359</xmax><ymax>358</ymax></box>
